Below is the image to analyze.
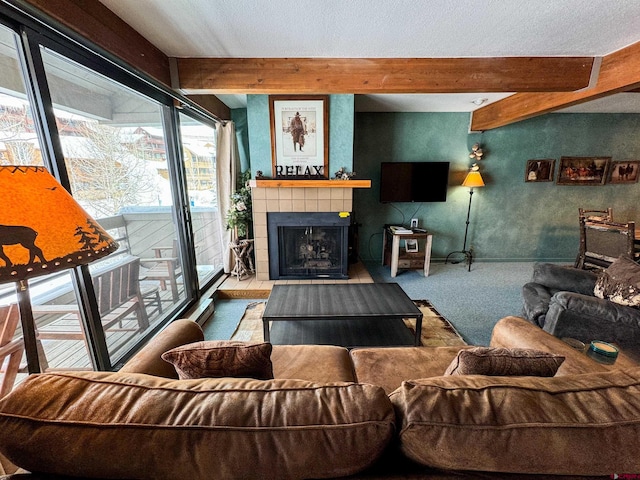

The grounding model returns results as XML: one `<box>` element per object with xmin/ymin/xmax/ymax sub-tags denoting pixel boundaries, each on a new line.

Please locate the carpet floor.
<box><xmin>202</xmin><ymin>261</ymin><xmax>541</xmax><ymax>346</ymax></box>
<box><xmin>228</xmin><ymin>300</ymin><xmax>466</xmax><ymax>348</ymax></box>
<box><xmin>364</xmin><ymin>261</ymin><xmax>539</xmax><ymax>346</ymax></box>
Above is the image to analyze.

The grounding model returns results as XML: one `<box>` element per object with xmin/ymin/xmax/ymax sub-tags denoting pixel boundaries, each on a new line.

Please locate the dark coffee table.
<box><xmin>262</xmin><ymin>283</ymin><xmax>423</xmax><ymax>346</ymax></box>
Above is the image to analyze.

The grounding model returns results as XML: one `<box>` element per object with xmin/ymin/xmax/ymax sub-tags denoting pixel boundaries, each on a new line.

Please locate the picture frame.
<box><xmin>405</xmin><ymin>239</ymin><xmax>419</xmax><ymax>253</ymax></box>
<box><xmin>525</xmin><ymin>159</ymin><xmax>555</xmax><ymax>182</ymax></box>
<box><xmin>269</xmin><ymin>95</ymin><xmax>329</xmax><ymax>179</ymax></box>
<box><xmin>556</xmin><ymin>156</ymin><xmax>611</xmax><ymax>186</ymax></box>
<box><xmin>608</xmin><ymin>161</ymin><xmax>640</xmax><ymax>184</ymax></box>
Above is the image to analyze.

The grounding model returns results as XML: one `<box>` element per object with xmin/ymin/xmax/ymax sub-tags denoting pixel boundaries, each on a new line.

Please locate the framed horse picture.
<box><xmin>609</xmin><ymin>160</ymin><xmax>640</xmax><ymax>184</ymax></box>
<box><xmin>269</xmin><ymin>95</ymin><xmax>329</xmax><ymax>179</ymax></box>
<box><xmin>556</xmin><ymin>156</ymin><xmax>610</xmax><ymax>186</ymax></box>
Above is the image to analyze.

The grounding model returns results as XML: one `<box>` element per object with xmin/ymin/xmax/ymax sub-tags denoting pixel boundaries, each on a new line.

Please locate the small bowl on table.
<box><xmin>586</xmin><ymin>340</ymin><xmax>619</xmax><ymax>365</ymax></box>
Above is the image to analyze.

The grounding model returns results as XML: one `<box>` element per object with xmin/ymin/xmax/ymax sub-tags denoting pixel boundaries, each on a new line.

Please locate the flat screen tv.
<box><xmin>379</xmin><ymin>161</ymin><xmax>449</xmax><ymax>203</ymax></box>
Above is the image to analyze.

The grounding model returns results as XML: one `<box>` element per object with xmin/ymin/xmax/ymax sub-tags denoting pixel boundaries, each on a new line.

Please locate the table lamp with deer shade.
<box><xmin>0</xmin><ymin>165</ymin><xmax>118</xmax><ymax>374</ymax></box>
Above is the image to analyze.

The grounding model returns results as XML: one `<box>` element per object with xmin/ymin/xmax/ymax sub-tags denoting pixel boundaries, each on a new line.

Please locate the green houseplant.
<box><xmin>226</xmin><ymin>170</ymin><xmax>252</xmax><ymax>238</ymax></box>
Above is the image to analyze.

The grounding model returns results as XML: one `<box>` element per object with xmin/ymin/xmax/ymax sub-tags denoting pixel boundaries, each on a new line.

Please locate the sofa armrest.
<box><xmin>521</xmin><ymin>282</ymin><xmax>554</xmax><ymax>327</ymax></box>
<box><xmin>489</xmin><ymin>316</ymin><xmax>610</xmax><ymax>375</ymax></box>
<box><xmin>531</xmin><ymin>263</ymin><xmax>598</xmax><ymax>296</ymax></box>
<box><xmin>118</xmin><ymin>319</ymin><xmax>204</xmax><ymax>378</ymax></box>
<box><xmin>544</xmin><ymin>292</ymin><xmax>640</xmax><ymax>350</ymax></box>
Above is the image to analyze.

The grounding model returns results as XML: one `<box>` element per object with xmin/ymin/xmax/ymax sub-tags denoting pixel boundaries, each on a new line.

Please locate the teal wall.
<box><xmin>240</xmin><ymin>100</ymin><xmax>640</xmax><ymax>263</ymax></box>
<box><xmin>354</xmin><ymin>112</ymin><xmax>640</xmax><ymax>263</ymax></box>
<box><xmin>246</xmin><ymin>94</ymin><xmax>355</xmax><ymax>177</ymax></box>
<box><xmin>230</xmin><ymin>108</ymin><xmax>250</xmax><ymax>172</ymax></box>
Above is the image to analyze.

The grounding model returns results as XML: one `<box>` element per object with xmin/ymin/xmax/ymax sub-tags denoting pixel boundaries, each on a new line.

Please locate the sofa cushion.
<box><xmin>350</xmin><ymin>346</ymin><xmax>474</xmax><ymax>395</ymax></box>
<box><xmin>161</xmin><ymin>340</ymin><xmax>273</xmax><ymax>380</ymax></box>
<box><xmin>390</xmin><ymin>367</ymin><xmax>640</xmax><ymax>475</ymax></box>
<box><xmin>0</xmin><ymin>372</ymin><xmax>395</xmax><ymax>479</ymax></box>
<box><xmin>594</xmin><ymin>255</ymin><xmax>640</xmax><ymax>307</ymax></box>
<box><xmin>443</xmin><ymin>347</ymin><xmax>564</xmax><ymax>377</ymax></box>
<box><xmin>271</xmin><ymin>344</ymin><xmax>356</xmax><ymax>383</ymax></box>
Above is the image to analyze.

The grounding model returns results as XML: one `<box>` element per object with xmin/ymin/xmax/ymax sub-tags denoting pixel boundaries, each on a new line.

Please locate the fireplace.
<box><xmin>268</xmin><ymin>212</ymin><xmax>350</xmax><ymax>280</ymax></box>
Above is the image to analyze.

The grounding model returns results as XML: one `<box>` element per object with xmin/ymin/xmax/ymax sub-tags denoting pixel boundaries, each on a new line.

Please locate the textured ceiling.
<box><xmin>99</xmin><ymin>0</ymin><xmax>640</xmax><ymax>113</ymax></box>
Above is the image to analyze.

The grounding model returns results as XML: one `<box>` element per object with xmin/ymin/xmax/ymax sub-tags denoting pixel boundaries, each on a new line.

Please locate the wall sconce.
<box><xmin>469</xmin><ymin>143</ymin><xmax>484</xmax><ymax>161</ymax></box>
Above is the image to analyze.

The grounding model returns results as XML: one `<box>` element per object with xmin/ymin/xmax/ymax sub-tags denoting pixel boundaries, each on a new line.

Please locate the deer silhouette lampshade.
<box><xmin>0</xmin><ymin>165</ymin><xmax>119</xmax><ymax>283</ymax></box>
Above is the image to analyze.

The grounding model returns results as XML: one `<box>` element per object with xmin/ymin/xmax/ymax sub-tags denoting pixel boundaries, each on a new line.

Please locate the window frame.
<box><xmin>0</xmin><ymin>4</ymin><xmax>224</xmax><ymax>370</ymax></box>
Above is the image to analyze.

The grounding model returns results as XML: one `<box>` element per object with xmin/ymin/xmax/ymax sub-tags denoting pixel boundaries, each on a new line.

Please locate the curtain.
<box><xmin>216</xmin><ymin>121</ymin><xmax>240</xmax><ymax>273</ymax></box>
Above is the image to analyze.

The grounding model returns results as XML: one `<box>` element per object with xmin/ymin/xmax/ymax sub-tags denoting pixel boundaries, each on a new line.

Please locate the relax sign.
<box><xmin>274</xmin><ymin>164</ymin><xmax>324</xmax><ymax>177</ymax></box>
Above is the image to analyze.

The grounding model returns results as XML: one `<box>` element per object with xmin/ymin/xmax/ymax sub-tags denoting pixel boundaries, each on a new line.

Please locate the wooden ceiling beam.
<box><xmin>176</xmin><ymin>57</ymin><xmax>593</xmax><ymax>94</ymax></box>
<box><xmin>471</xmin><ymin>41</ymin><xmax>640</xmax><ymax>131</ymax></box>
<box><xmin>23</xmin><ymin>0</ymin><xmax>171</xmax><ymax>87</ymax></box>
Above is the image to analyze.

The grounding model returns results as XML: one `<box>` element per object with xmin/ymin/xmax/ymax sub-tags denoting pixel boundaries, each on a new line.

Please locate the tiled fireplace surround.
<box><xmin>250</xmin><ymin>181</ymin><xmax>367</xmax><ymax>281</ymax></box>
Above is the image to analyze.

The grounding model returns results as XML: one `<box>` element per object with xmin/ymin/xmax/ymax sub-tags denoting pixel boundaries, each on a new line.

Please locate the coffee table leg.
<box><xmin>263</xmin><ymin>318</ymin><xmax>271</xmax><ymax>342</ymax></box>
<box><xmin>414</xmin><ymin>315</ymin><xmax>423</xmax><ymax>346</ymax></box>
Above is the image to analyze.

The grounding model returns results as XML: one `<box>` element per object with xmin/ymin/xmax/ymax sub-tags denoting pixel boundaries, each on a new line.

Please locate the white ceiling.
<box><xmin>98</xmin><ymin>0</ymin><xmax>640</xmax><ymax>113</ymax></box>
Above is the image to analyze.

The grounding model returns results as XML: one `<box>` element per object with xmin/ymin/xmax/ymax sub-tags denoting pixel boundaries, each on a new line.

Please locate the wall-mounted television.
<box><xmin>379</xmin><ymin>161</ymin><xmax>450</xmax><ymax>203</ymax></box>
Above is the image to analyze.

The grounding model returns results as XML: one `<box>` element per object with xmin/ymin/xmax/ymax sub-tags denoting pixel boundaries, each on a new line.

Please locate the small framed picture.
<box><xmin>405</xmin><ymin>239</ymin><xmax>418</xmax><ymax>253</ymax></box>
<box><xmin>556</xmin><ymin>156</ymin><xmax>610</xmax><ymax>186</ymax></box>
<box><xmin>608</xmin><ymin>161</ymin><xmax>640</xmax><ymax>184</ymax></box>
<box><xmin>525</xmin><ymin>159</ymin><xmax>555</xmax><ymax>182</ymax></box>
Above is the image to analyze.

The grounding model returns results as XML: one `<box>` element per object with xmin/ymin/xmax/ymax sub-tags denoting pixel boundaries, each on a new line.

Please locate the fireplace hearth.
<box><xmin>268</xmin><ymin>212</ymin><xmax>350</xmax><ymax>280</ymax></box>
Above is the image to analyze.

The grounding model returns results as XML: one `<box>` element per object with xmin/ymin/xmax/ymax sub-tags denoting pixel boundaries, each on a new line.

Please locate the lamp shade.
<box><xmin>0</xmin><ymin>166</ymin><xmax>119</xmax><ymax>283</ymax></box>
<box><xmin>462</xmin><ymin>171</ymin><xmax>485</xmax><ymax>188</ymax></box>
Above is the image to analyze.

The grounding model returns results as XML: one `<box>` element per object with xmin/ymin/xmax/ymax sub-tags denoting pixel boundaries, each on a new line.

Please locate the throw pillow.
<box><xmin>594</xmin><ymin>255</ymin><xmax>640</xmax><ymax>307</ymax></box>
<box><xmin>444</xmin><ymin>347</ymin><xmax>564</xmax><ymax>377</ymax></box>
<box><xmin>161</xmin><ymin>340</ymin><xmax>274</xmax><ymax>380</ymax></box>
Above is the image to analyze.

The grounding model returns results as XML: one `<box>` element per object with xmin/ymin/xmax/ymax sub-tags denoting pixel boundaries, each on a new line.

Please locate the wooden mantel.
<box><xmin>250</xmin><ymin>179</ymin><xmax>371</xmax><ymax>188</ymax></box>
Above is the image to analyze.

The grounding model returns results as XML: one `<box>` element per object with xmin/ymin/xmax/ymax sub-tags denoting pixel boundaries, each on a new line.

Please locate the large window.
<box><xmin>40</xmin><ymin>46</ymin><xmax>191</xmax><ymax>363</ymax></box>
<box><xmin>0</xmin><ymin>8</ymin><xmax>225</xmax><ymax>397</ymax></box>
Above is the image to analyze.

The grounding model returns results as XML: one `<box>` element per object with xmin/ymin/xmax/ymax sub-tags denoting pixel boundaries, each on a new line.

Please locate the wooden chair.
<box><xmin>0</xmin><ymin>304</ymin><xmax>23</xmax><ymax>397</ymax></box>
<box><xmin>33</xmin><ymin>256</ymin><xmax>154</xmax><ymax>366</ymax></box>
<box><xmin>93</xmin><ymin>256</ymin><xmax>151</xmax><ymax>331</ymax></box>
<box><xmin>578</xmin><ymin>207</ymin><xmax>613</xmax><ymax>224</ymax></box>
<box><xmin>140</xmin><ymin>241</ymin><xmax>182</xmax><ymax>302</ymax></box>
<box><xmin>575</xmin><ymin>218</ymin><xmax>637</xmax><ymax>269</ymax></box>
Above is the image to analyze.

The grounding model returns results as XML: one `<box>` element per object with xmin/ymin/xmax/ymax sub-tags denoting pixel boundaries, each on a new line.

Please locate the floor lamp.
<box><xmin>0</xmin><ymin>166</ymin><xmax>118</xmax><ymax>374</ymax></box>
<box><xmin>445</xmin><ymin>166</ymin><xmax>485</xmax><ymax>271</ymax></box>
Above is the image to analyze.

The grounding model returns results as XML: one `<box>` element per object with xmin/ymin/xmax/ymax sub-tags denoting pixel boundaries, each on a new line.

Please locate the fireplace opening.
<box><xmin>268</xmin><ymin>212</ymin><xmax>350</xmax><ymax>280</ymax></box>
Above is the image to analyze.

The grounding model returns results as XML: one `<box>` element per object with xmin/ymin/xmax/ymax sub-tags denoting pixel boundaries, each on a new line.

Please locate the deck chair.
<box><xmin>141</xmin><ymin>240</ymin><xmax>182</xmax><ymax>302</ymax></box>
<box><xmin>35</xmin><ymin>256</ymin><xmax>153</xmax><ymax>350</ymax></box>
<box><xmin>93</xmin><ymin>256</ymin><xmax>151</xmax><ymax>331</ymax></box>
<box><xmin>0</xmin><ymin>304</ymin><xmax>23</xmax><ymax>397</ymax></box>
<box><xmin>575</xmin><ymin>218</ymin><xmax>637</xmax><ymax>270</ymax></box>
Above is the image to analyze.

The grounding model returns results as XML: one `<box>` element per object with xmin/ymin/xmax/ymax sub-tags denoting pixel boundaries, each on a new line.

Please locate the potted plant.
<box><xmin>226</xmin><ymin>170</ymin><xmax>252</xmax><ymax>239</ymax></box>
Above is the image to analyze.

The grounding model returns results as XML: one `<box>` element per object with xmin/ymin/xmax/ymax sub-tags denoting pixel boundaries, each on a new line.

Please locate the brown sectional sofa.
<box><xmin>1</xmin><ymin>316</ymin><xmax>639</xmax><ymax>479</ymax></box>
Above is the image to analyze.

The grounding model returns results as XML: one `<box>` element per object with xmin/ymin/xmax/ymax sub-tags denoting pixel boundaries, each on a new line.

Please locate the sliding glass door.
<box><xmin>179</xmin><ymin>112</ymin><xmax>224</xmax><ymax>288</ymax></box>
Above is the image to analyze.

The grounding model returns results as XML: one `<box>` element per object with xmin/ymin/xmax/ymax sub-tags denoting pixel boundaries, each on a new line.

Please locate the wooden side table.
<box><xmin>382</xmin><ymin>228</ymin><xmax>433</xmax><ymax>278</ymax></box>
<box><xmin>230</xmin><ymin>239</ymin><xmax>255</xmax><ymax>280</ymax></box>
